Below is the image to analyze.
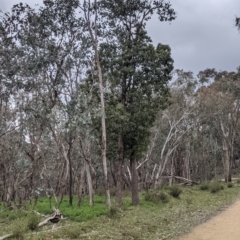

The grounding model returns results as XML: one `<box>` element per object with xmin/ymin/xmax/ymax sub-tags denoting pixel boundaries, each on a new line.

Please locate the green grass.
<box><xmin>1</xmin><ymin>183</ymin><xmax>240</xmax><ymax>239</ymax></box>
<box><xmin>31</xmin><ymin>195</ymin><xmax>109</xmax><ymax>222</ymax></box>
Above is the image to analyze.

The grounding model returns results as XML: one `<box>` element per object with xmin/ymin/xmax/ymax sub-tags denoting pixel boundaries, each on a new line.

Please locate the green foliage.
<box><xmin>0</xmin><ymin>209</ymin><xmax>28</xmax><ymax>221</ymax></box>
<box><xmin>199</xmin><ymin>181</ymin><xmax>210</xmax><ymax>191</ymax></box>
<box><xmin>144</xmin><ymin>190</ymin><xmax>169</xmax><ymax>204</ymax></box>
<box><xmin>27</xmin><ymin>212</ymin><xmax>40</xmax><ymax>231</ymax></box>
<box><xmin>210</xmin><ymin>180</ymin><xmax>224</xmax><ymax>193</ymax></box>
<box><xmin>55</xmin><ymin>225</ymin><xmax>92</xmax><ymax>239</ymax></box>
<box><xmin>0</xmin><ymin>187</ymin><xmax>240</xmax><ymax>240</ymax></box>
<box><xmin>94</xmin><ymin>0</ymin><xmax>176</xmax><ymax>162</ymax></box>
<box><xmin>227</xmin><ymin>182</ymin><xmax>234</xmax><ymax>188</ymax></box>
<box><xmin>169</xmin><ymin>185</ymin><xmax>182</xmax><ymax>198</ymax></box>
<box><xmin>107</xmin><ymin>206</ymin><xmax>120</xmax><ymax>218</ymax></box>
<box><xmin>102</xmin><ymin>42</ymin><xmax>174</xmax><ymax>160</ymax></box>
<box><xmin>33</xmin><ymin>196</ymin><xmax>108</xmax><ymax>222</ymax></box>
<box><xmin>198</xmin><ymin>180</ymin><xmax>225</xmax><ymax>193</ymax></box>
<box><xmin>50</xmin><ymin>222</ymin><xmax>93</xmax><ymax>239</ymax></box>
<box><xmin>10</xmin><ymin>218</ymin><xmax>27</xmax><ymax>240</ymax></box>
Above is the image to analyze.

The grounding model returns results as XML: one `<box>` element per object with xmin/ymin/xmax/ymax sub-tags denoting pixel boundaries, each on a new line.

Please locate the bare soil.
<box><xmin>175</xmin><ymin>199</ymin><xmax>240</xmax><ymax>240</ymax></box>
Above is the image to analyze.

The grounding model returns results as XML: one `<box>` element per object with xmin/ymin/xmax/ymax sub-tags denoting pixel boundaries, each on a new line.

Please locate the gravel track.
<box><xmin>175</xmin><ymin>200</ymin><xmax>240</xmax><ymax>240</ymax></box>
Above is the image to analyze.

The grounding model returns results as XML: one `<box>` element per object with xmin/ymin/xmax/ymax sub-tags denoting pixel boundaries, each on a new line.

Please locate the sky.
<box><xmin>1</xmin><ymin>0</ymin><xmax>240</xmax><ymax>74</ymax></box>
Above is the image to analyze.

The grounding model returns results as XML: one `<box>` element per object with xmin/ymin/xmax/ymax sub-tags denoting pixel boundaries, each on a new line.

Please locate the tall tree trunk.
<box><xmin>78</xmin><ymin>160</ymin><xmax>86</xmax><ymax>207</ymax></box>
<box><xmin>84</xmin><ymin>0</ymin><xmax>111</xmax><ymax>208</ymax></box>
<box><xmin>130</xmin><ymin>158</ymin><xmax>139</xmax><ymax>205</ymax></box>
<box><xmin>115</xmin><ymin>135</ymin><xmax>124</xmax><ymax>206</ymax></box>
<box><xmin>220</xmin><ymin>121</ymin><xmax>231</xmax><ymax>182</ymax></box>
<box><xmin>169</xmin><ymin>157</ymin><xmax>174</xmax><ymax>186</ymax></box>
<box><xmin>222</xmin><ymin>139</ymin><xmax>231</xmax><ymax>182</ymax></box>
<box><xmin>86</xmin><ymin>161</ymin><xmax>94</xmax><ymax>206</ymax></box>
<box><xmin>96</xmin><ymin>58</ymin><xmax>111</xmax><ymax>208</ymax></box>
<box><xmin>68</xmin><ymin>143</ymin><xmax>73</xmax><ymax>206</ymax></box>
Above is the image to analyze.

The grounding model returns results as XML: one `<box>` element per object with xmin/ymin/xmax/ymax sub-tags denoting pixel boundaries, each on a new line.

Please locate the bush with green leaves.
<box><xmin>199</xmin><ymin>181</ymin><xmax>210</xmax><ymax>191</ymax></box>
<box><xmin>169</xmin><ymin>185</ymin><xmax>182</xmax><ymax>198</ymax></box>
<box><xmin>227</xmin><ymin>182</ymin><xmax>234</xmax><ymax>188</ymax></box>
<box><xmin>107</xmin><ymin>206</ymin><xmax>119</xmax><ymax>218</ymax></box>
<box><xmin>145</xmin><ymin>191</ymin><xmax>169</xmax><ymax>204</ymax></box>
<box><xmin>27</xmin><ymin>212</ymin><xmax>40</xmax><ymax>231</ymax></box>
<box><xmin>10</xmin><ymin>218</ymin><xmax>27</xmax><ymax>240</ymax></box>
<box><xmin>210</xmin><ymin>180</ymin><xmax>224</xmax><ymax>193</ymax></box>
<box><xmin>56</xmin><ymin>226</ymin><xmax>82</xmax><ymax>239</ymax></box>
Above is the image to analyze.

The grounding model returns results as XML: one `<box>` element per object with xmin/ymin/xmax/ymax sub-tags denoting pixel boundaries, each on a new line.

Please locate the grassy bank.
<box><xmin>1</xmin><ymin>181</ymin><xmax>240</xmax><ymax>240</ymax></box>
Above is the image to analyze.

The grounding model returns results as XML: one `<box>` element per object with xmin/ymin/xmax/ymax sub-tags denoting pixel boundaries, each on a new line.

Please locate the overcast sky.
<box><xmin>1</xmin><ymin>0</ymin><xmax>240</xmax><ymax>74</ymax></box>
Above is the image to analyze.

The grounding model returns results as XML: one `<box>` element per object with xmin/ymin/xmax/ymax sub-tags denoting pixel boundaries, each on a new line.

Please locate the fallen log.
<box><xmin>161</xmin><ymin>175</ymin><xmax>199</xmax><ymax>185</ymax></box>
<box><xmin>0</xmin><ymin>234</ymin><xmax>13</xmax><ymax>240</ymax></box>
<box><xmin>38</xmin><ymin>207</ymin><xmax>62</xmax><ymax>227</ymax></box>
<box><xmin>0</xmin><ymin>207</ymin><xmax>63</xmax><ymax>240</ymax></box>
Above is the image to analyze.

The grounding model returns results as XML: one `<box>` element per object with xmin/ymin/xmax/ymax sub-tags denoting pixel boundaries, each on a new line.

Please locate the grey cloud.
<box><xmin>147</xmin><ymin>0</ymin><xmax>240</xmax><ymax>74</ymax></box>
<box><xmin>1</xmin><ymin>0</ymin><xmax>240</xmax><ymax>74</ymax></box>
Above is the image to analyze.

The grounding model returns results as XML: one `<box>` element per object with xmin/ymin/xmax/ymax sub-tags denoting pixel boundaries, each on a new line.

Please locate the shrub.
<box><xmin>6</xmin><ymin>210</ymin><xmax>28</xmax><ymax>221</ymax></box>
<box><xmin>169</xmin><ymin>185</ymin><xmax>182</xmax><ymax>198</ymax></box>
<box><xmin>58</xmin><ymin>226</ymin><xmax>82</xmax><ymax>239</ymax></box>
<box><xmin>11</xmin><ymin>219</ymin><xmax>27</xmax><ymax>240</ymax></box>
<box><xmin>55</xmin><ymin>224</ymin><xmax>92</xmax><ymax>239</ymax></box>
<box><xmin>210</xmin><ymin>180</ymin><xmax>224</xmax><ymax>193</ymax></box>
<box><xmin>145</xmin><ymin>191</ymin><xmax>169</xmax><ymax>204</ymax></box>
<box><xmin>199</xmin><ymin>181</ymin><xmax>210</xmax><ymax>191</ymax></box>
<box><xmin>107</xmin><ymin>206</ymin><xmax>119</xmax><ymax>218</ymax></box>
<box><xmin>27</xmin><ymin>212</ymin><xmax>40</xmax><ymax>231</ymax></box>
<box><xmin>227</xmin><ymin>182</ymin><xmax>234</xmax><ymax>188</ymax></box>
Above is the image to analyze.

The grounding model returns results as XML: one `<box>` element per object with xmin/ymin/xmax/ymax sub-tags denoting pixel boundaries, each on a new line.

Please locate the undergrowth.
<box><xmin>169</xmin><ymin>185</ymin><xmax>182</xmax><ymax>198</ymax></box>
<box><xmin>33</xmin><ymin>195</ymin><xmax>109</xmax><ymax>222</ymax></box>
<box><xmin>145</xmin><ymin>190</ymin><xmax>169</xmax><ymax>204</ymax></box>
<box><xmin>0</xmin><ymin>183</ymin><xmax>240</xmax><ymax>240</ymax></box>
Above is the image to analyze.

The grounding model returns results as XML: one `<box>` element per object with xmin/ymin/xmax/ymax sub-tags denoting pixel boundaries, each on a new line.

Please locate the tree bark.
<box><xmin>115</xmin><ymin>135</ymin><xmax>124</xmax><ymax>206</ymax></box>
<box><xmin>86</xmin><ymin>161</ymin><xmax>94</xmax><ymax>206</ymax></box>
<box><xmin>68</xmin><ymin>142</ymin><xmax>73</xmax><ymax>206</ymax></box>
<box><xmin>96</xmin><ymin>57</ymin><xmax>111</xmax><ymax>208</ymax></box>
<box><xmin>130</xmin><ymin>158</ymin><xmax>139</xmax><ymax>205</ymax></box>
<box><xmin>84</xmin><ymin>0</ymin><xmax>111</xmax><ymax>208</ymax></box>
<box><xmin>222</xmin><ymin>138</ymin><xmax>231</xmax><ymax>182</ymax></box>
<box><xmin>78</xmin><ymin>160</ymin><xmax>86</xmax><ymax>207</ymax></box>
<box><xmin>220</xmin><ymin>121</ymin><xmax>231</xmax><ymax>182</ymax></box>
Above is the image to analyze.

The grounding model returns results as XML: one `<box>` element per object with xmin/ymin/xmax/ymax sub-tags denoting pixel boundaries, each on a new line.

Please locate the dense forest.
<box><xmin>0</xmin><ymin>0</ymin><xmax>240</xmax><ymax>209</ymax></box>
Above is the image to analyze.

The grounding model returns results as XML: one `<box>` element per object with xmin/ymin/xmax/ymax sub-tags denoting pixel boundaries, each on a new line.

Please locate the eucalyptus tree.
<box><xmin>145</xmin><ymin>70</ymin><xmax>197</xmax><ymax>187</ymax></box>
<box><xmin>197</xmin><ymin>68</ymin><xmax>240</xmax><ymax>182</ymax></box>
<box><xmin>97</xmin><ymin>0</ymin><xmax>176</xmax><ymax>205</ymax></box>
<box><xmin>0</xmin><ymin>0</ymin><xmax>94</xmax><ymax>205</ymax></box>
<box><xmin>0</xmin><ymin>0</ymin><xmax>177</xmax><ymax>207</ymax></box>
<box><xmin>80</xmin><ymin>0</ymin><xmax>112</xmax><ymax>208</ymax></box>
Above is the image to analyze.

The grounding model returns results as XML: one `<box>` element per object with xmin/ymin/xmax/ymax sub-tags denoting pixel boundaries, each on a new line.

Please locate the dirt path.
<box><xmin>175</xmin><ymin>200</ymin><xmax>240</xmax><ymax>240</ymax></box>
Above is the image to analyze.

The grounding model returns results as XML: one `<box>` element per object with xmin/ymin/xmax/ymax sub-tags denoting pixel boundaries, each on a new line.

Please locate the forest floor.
<box><xmin>1</xmin><ymin>182</ymin><xmax>240</xmax><ymax>239</ymax></box>
<box><xmin>175</xmin><ymin>199</ymin><xmax>240</xmax><ymax>240</ymax></box>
